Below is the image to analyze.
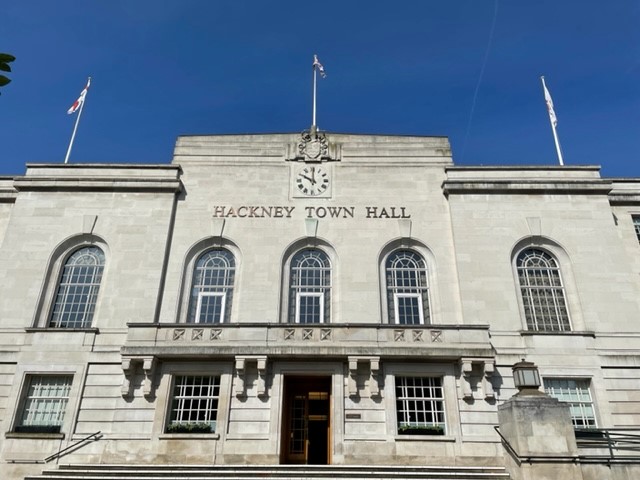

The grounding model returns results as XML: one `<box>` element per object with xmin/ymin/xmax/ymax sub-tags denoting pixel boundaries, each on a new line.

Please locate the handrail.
<box><xmin>494</xmin><ymin>426</ymin><xmax>640</xmax><ymax>465</ymax></box>
<box><xmin>44</xmin><ymin>431</ymin><xmax>102</xmax><ymax>463</ymax></box>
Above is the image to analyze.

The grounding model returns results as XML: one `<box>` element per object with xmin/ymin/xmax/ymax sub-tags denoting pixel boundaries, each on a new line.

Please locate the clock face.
<box><xmin>296</xmin><ymin>166</ymin><xmax>330</xmax><ymax>196</ymax></box>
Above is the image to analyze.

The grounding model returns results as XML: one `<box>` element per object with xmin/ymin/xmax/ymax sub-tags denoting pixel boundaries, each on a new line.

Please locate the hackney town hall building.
<box><xmin>1</xmin><ymin>131</ymin><xmax>639</xmax><ymax>480</ymax></box>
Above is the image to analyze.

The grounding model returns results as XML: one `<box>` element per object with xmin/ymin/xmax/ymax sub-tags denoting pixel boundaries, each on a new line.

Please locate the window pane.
<box><xmin>188</xmin><ymin>250</ymin><xmax>235</xmax><ymax>324</ymax></box>
<box><xmin>544</xmin><ymin>378</ymin><xmax>596</xmax><ymax>428</ymax></box>
<box><xmin>289</xmin><ymin>249</ymin><xmax>331</xmax><ymax>323</ymax></box>
<box><xmin>49</xmin><ymin>247</ymin><xmax>105</xmax><ymax>328</ymax></box>
<box><xmin>18</xmin><ymin>375</ymin><xmax>72</xmax><ymax>430</ymax></box>
<box><xmin>386</xmin><ymin>250</ymin><xmax>429</xmax><ymax>324</ymax></box>
<box><xmin>168</xmin><ymin>375</ymin><xmax>220</xmax><ymax>433</ymax></box>
<box><xmin>633</xmin><ymin>216</ymin><xmax>640</xmax><ymax>243</ymax></box>
<box><xmin>517</xmin><ymin>249</ymin><xmax>570</xmax><ymax>332</ymax></box>
<box><xmin>396</xmin><ymin>376</ymin><xmax>445</xmax><ymax>433</ymax></box>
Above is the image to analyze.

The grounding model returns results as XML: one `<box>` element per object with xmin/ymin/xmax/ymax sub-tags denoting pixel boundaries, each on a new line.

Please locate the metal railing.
<box><xmin>44</xmin><ymin>431</ymin><xmax>102</xmax><ymax>464</ymax></box>
<box><xmin>494</xmin><ymin>426</ymin><xmax>640</xmax><ymax>465</ymax></box>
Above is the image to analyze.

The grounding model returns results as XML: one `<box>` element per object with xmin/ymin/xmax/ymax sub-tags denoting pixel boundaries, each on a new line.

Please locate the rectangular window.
<box><xmin>16</xmin><ymin>375</ymin><xmax>73</xmax><ymax>433</ymax></box>
<box><xmin>195</xmin><ymin>292</ymin><xmax>226</xmax><ymax>324</ymax></box>
<box><xmin>167</xmin><ymin>375</ymin><xmax>220</xmax><ymax>433</ymax></box>
<box><xmin>633</xmin><ymin>216</ymin><xmax>640</xmax><ymax>243</ymax></box>
<box><xmin>544</xmin><ymin>378</ymin><xmax>596</xmax><ymax>428</ymax></box>
<box><xmin>295</xmin><ymin>292</ymin><xmax>324</xmax><ymax>324</ymax></box>
<box><xmin>395</xmin><ymin>376</ymin><xmax>445</xmax><ymax>435</ymax></box>
<box><xmin>393</xmin><ymin>293</ymin><xmax>424</xmax><ymax>325</ymax></box>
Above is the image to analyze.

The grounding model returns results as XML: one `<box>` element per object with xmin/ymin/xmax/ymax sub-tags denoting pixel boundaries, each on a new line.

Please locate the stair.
<box><xmin>25</xmin><ymin>464</ymin><xmax>510</xmax><ymax>480</ymax></box>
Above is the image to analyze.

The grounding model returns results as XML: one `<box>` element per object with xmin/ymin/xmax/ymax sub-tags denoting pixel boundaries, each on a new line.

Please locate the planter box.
<box><xmin>398</xmin><ymin>425</ymin><xmax>445</xmax><ymax>436</ymax></box>
<box><xmin>166</xmin><ymin>423</ymin><xmax>213</xmax><ymax>434</ymax></box>
<box><xmin>14</xmin><ymin>425</ymin><xmax>61</xmax><ymax>434</ymax></box>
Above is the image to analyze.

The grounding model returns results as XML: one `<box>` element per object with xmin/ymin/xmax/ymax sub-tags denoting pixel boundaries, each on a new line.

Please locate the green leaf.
<box><xmin>0</xmin><ymin>53</ymin><xmax>16</xmax><ymax>63</ymax></box>
<box><xmin>0</xmin><ymin>75</ymin><xmax>11</xmax><ymax>87</ymax></box>
<box><xmin>0</xmin><ymin>63</ymin><xmax>11</xmax><ymax>73</ymax></box>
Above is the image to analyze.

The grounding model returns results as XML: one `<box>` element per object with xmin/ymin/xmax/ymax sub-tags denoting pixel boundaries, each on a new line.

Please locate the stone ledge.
<box><xmin>520</xmin><ymin>330</ymin><xmax>595</xmax><ymax>337</ymax></box>
<box><xmin>158</xmin><ymin>433</ymin><xmax>220</xmax><ymax>440</ymax></box>
<box><xmin>5</xmin><ymin>432</ymin><xmax>65</xmax><ymax>440</ymax></box>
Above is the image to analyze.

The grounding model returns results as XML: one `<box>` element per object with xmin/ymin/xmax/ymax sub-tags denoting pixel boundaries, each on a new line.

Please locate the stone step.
<box><xmin>25</xmin><ymin>464</ymin><xmax>510</xmax><ymax>480</ymax></box>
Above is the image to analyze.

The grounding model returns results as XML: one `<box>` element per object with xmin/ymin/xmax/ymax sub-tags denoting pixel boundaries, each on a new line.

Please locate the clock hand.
<box><xmin>300</xmin><ymin>174</ymin><xmax>314</xmax><ymax>183</ymax></box>
<box><xmin>311</xmin><ymin>167</ymin><xmax>316</xmax><ymax>184</ymax></box>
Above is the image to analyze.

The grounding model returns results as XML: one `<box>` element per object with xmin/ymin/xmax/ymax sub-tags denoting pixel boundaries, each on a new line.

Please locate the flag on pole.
<box><xmin>313</xmin><ymin>55</ymin><xmax>326</xmax><ymax>78</ymax></box>
<box><xmin>542</xmin><ymin>77</ymin><xmax>557</xmax><ymax>127</ymax></box>
<box><xmin>67</xmin><ymin>77</ymin><xmax>91</xmax><ymax>114</ymax></box>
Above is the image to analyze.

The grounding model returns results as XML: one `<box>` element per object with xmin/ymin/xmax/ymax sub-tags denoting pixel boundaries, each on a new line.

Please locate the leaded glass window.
<box><xmin>167</xmin><ymin>375</ymin><xmax>220</xmax><ymax>433</ymax></box>
<box><xmin>395</xmin><ymin>376</ymin><xmax>445</xmax><ymax>434</ymax></box>
<box><xmin>188</xmin><ymin>249</ymin><xmax>235</xmax><ymax>324</ymax></box>
<box><xmin>16</xmin><ymin>375</ymin><xmax>72</xmax><ymax>433</ymax></box>
<box><xmin>517</xmin><ymin>248</ymin><xmax>570</xmax><ymax>332</ymax></box>
<box><xmin>289</xmin><ymin>249</ymin><xmax>331</xmax><ymax>324</ymax></box>
<box><xmin>386</xmin><ymin>250</ymin><xmax>430</xmax><ymax>325</ymax></box>
<box><xmin>49</xmin><ymin>246</ymin><xmax>105</xmax><ymax>328</ymax></box>
<box><xmin>633</xmin><ymin>216</ymin><xmax>640</xmax><ymax>243</ymax></box>
<box><xmin>544</xmin><ymin>378</ymin><xmax>596</xmax><ymax>428</ymax></box>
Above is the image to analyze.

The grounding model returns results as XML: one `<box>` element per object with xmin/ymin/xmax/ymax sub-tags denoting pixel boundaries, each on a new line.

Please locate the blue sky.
<box><xmin>2</xmin><ymin>1</ymin><xmax>639</xmax><ymax>176</ymax></box>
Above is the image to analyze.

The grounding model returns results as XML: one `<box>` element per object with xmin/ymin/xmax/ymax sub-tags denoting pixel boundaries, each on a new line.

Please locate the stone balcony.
<box><xmin>121</xmin><ymin>323</ymin><xmax>494</xmax><ymax>360</ymax></box>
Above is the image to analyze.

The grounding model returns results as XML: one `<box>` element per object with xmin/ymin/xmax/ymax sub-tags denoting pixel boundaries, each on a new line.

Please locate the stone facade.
<box><xmin>0</xmin><ymin>133</ymin><xmax>639</xmax><ymax>478</ymax></box>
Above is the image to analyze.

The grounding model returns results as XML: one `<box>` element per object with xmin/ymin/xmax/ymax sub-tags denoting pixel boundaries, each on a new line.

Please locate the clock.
<box><xmin>295</xmin><ymin>165</ymin><xmax>330</xmax><ymax>196</ymax></box>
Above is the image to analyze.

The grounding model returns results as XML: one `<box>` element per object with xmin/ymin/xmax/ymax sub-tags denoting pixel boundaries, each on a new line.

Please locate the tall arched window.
<box><xmin>517</xmin><ymin>248</ymin><xmax>570</xmax><ymax>331</ymax></box>
<box><xmin>49</xmin><ymin>246</ymin><xmax>105</xmax><ymax>328</ymax></box>
<box><xmin>288</xmin><ymin>249</ymin><xmax>331</xmax><ymax>324</ymax></box>
<box><xmin>188</xmin><ymin>249</ymin><xmax>235</xmax><ymax>324</ymax></box>
<box><xmin>386</xmin><ymin>250</ymin><xmax>430</xmax><ymax>325</ymax></box>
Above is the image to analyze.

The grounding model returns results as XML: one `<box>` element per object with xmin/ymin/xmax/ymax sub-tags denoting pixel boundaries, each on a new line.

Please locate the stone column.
<box><xmin>498</xmin><ymin>393</ymin><xmax>583</xmax><ymax>480</ymax></box>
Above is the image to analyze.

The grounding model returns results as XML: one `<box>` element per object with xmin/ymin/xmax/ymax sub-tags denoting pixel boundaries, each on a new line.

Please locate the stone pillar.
<box><xmin>498</xmin><ymin>394</ymin><xmax>584</xmax><ymax>480</ymax></box>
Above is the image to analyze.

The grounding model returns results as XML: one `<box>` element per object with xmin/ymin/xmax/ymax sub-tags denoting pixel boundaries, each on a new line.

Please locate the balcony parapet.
<box><xmin>122</xmin><ymin>323</ymin><xmax>494</xmax><ymax>360</ymax></box>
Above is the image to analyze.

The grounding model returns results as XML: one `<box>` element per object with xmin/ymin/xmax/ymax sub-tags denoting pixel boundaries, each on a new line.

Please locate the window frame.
<box><xmin>14</xmin><ymin>374</ymin><xmax>74</xmax><ymax>434</ymax></box>
<box><xmin>380</xmin><ymin>244</ymin><xmax>436</xmax><ymax>326</ymax></box>
<box><xmin>166</xmin><ymin>374</ymin><xmax>221</xmax><ymax>434</ymax></box>
<box><xmin>294</xmin><ymin>291</ymin><xmax>325</xmax><ymax>324</ymax></box>
<box><xmin>393</xmin><ymin>292</ymin><xmax>425</xmax><ymax>326</ymax></box>
<box><xmin>515</xmin><ymin>247</ymin><xmax>572</xmax><ymax>332</ymax></box>
<box><xmin>194</xmin><ymin>292</ymin><xmax>227</xmax><ymax>325</ymax></box>
<box><xmin>394</xmin><ymin>375</ymin><xmax>446</xmax><ymax>435</ymax></box>
<box><xmin>186</xmin><ymin>248</ymin><xmax>236</xmax><ymax>324</ymax></box>
<box><xmin>48</xmin><ymin>246</ymin><xmax>106</xmax><ymax>329</ymax></box>
<box><xmin>632</xmin><ymin>215</ymin><xmax>640</xmax><ymax>244</ymax></box>
<box><xmin>154</xmin><ymin>363</ymin><xmax>232</xmax><ymax>440</ymax></box>
<box><xmin>286</xmin><ymin>248</ymin><xmax>332</xmax><ymax>324</ymax></box>
<box><xmin>543</xmin><ymin>377</ymin><xmax>597</xmax><ymax>429</ymax></box>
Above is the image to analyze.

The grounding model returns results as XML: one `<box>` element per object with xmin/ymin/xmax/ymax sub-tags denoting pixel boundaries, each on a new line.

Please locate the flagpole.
<box><xmin>64</xmin><ymin>76</ymin><xmax>90</xmax><ymax>164</ymax></box>
<box><xmin>312</xmin><ymin>62</ymin><xmax>317</xmax><ymax>130</ymax></box>
<box><xmin>541</xmin><ymin>76</ymin><xmax>564</xmax><ymax>166</ymax></box>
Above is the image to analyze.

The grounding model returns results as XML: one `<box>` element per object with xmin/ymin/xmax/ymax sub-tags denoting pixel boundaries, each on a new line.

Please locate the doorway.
<box><xmin>281</xmin><ymin>375</ymin><xmax>331</xmax><ymax>464</ymax></box>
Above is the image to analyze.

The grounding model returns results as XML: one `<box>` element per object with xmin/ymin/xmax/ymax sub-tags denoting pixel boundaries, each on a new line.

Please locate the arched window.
<box><xmin>188</xmin><ymin>249</ymin><xmax>235</xmax><ymax>324</ymax></box>
<box><xmin>517</xmin><ymin>248</ymin><xmax>570</xmax><ymax>331</ymax></box>
<box><xmin>49</xmin><ymin>246</ymin><xmax>105</xmax><ymax>328</ymax></box>
<box><xmin>386</xmin><ymin>250</ymin><xmax>430</xmax><ymax>325</ymax></box>
<box><xmin>288</xmin><ymin>249</ymin><xmax>331</xmax><ymax>324</ymax></box>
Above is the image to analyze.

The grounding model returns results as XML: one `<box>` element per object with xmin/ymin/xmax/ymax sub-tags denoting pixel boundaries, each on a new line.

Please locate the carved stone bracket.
<box><xmin>121</xmin><ymin>356</ymin><xmax>157</xmax><ymax>399</ymax></box>
<box><xmin>483</xmin><ymin>360</ymin><xmax>495</xmax><ymax>399</ymax></box>
<box><xmin>459</xmin><ymin>358</ymin><xmax>495</xmax><ymax>401</ymax></box>
<box><xmin>121</xmin><ymin>358</ymin><xmax>134</xmax><ymax>398</ymax></box>
<box><xmin>234</xmin><ymin>355</ymin><xmax>269</xmax><ymax>399</ymax></box>
<box><xmin>142</xmin><ymin>357</ymin><xmax>156</xmax><ymax>399</ymax></box>
<box><xmin>347</xmin><ymin>356</ymin><xmax>381</xmax><ymax>399</ymax></box>
<box><xmin>460</xmin><ymin>359</ymin><xmax>473</xmax><ymax>400</ymax></box>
